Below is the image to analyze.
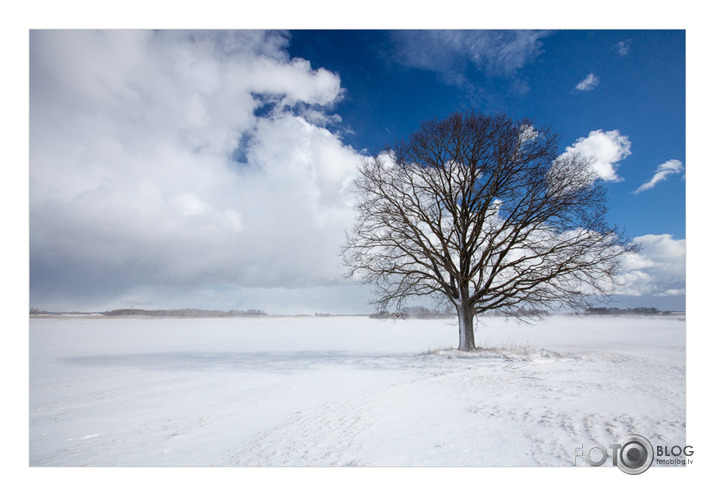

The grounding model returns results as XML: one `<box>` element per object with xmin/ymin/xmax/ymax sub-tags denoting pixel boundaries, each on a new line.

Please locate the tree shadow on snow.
<box><xmin>60</xmin><ymin>351</ymin><xmax>417</xmax><ymax>373</ymax></box>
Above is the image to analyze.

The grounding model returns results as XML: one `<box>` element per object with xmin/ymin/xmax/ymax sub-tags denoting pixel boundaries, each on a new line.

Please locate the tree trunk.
<box><xmin>457</xmin><ymin>304</ymin><xmax>476</xmax><ymax>352</ymax></box>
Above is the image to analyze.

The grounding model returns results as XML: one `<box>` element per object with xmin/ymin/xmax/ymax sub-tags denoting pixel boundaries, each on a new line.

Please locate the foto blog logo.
<box><xmin>575</xmin><ymin>434</ymin><xmax>654</xmax><ymax>475</ymax></box>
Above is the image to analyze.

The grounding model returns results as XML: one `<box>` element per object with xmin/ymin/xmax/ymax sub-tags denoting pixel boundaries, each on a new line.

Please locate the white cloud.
<box><xmin>518</xmin><ymin>124</ymin><xmax>539</xmax><ymax>142</ymax></box>
<box><xmin>391</xmin><ymin>30</ymin><xmax>549</xmax><ymax>83</ymax></box>
<box><xmin>633</xmin><ymin>159</ymin><xmax>684</xmax><ymax>193</ymax></box>
<box><xmin>388</xmin><ymin>30</ymin><xmax>551</xmax><ymax>106</ymax></box>
<box><xmin>575</xmin><ymin>73</ymin><xmax>599</xmax><ymax>92</ymax></box>
<box><xmin>616</xmin><ymin>234</ymin><xmax>685</xmax><ymax>297</ymax></box>
<box><xmin>30</xmin><ymin>30</ymin><xmax>364</xmax><ymax>310</ymax></box>
<box><xmin>614</xmin><ymin>39</ymin><xmax>632</xmax><ymax>57</ymax></box>
<box><xmin>560</xmin><ymin>130</ymin><xmax>632</xmax><ymax>182</ymax></box>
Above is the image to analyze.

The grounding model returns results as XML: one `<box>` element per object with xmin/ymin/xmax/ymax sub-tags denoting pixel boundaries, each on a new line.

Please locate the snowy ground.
<box><xmin>29</xmin><ymin>314</ymin><xmax>685</xmax><ymax>467</ymax></box>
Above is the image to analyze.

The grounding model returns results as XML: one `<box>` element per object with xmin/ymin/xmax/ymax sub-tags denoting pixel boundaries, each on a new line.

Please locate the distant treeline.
<box><xmin>367</xmin><ymin>305</ymin><xmax>675</xmax><ymax>319</ymax></box>
<box><xmin>369</xmin><ymin>306</ymin><xmax>456</xmax><ymax>319</ymax></box>
<box><xmin>30</xmin><ymin>309</ymin><xmax>99</xmax><ymax>316</ymax></box>
<box><xmin>31</xmin><ymin>308</ymin><xmax>268</xmax><ymax>318</ymax></box>
<box><xmin>104</xmin><ymin>308</ymin><xmax>268</xmax><ymax>317</ymax></box>
<box><xmin>584</xmin><ymin>307</ymin><xmax>671</xmax><ymax>316</ymax></box>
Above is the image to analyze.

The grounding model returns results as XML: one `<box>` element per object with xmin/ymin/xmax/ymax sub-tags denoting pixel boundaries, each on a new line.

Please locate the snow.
<box><xmin>29</xmin><ymin>314</ymin><xmax>685</xmax><ymax>467</ymax></box>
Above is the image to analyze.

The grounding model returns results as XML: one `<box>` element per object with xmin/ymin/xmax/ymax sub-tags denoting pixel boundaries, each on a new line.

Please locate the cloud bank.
<box><xmin>30</xmin><ymin>30</ymin><xmax>364</xmax><ymax>311</ymax></box>
<box><xmin>617</xmin><ymin>234</ymin><xmax>685</xmax><ymax>299</ymax></box>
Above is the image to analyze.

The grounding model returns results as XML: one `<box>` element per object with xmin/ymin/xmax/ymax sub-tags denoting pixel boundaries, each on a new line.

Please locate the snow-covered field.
<box><xmin>29</xmin><ymin>314</ymin><xmax>685</xmax><ymax>467</ymax></box>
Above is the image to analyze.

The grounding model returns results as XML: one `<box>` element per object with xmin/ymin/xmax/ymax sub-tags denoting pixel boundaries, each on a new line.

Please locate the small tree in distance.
<box><xmin>342</xmin><ymin>111</ymin><xmax>636</xmax><ymax>351</ymax></box>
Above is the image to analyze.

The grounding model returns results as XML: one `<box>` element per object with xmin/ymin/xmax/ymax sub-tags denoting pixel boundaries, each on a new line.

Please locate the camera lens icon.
<box><xmin>616</xmin><ymin>435</ymin><xmax>654</xmax><ymax>475</ymax></box>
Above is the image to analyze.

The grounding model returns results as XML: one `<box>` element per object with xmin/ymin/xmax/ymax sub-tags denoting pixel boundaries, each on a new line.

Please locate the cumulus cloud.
<box><xmin>560</xmin><ymin>130</ymin><xmax>632</xmax><ymax>182</ymax></box>
<box><xmin>574</xmin><ymin>73</ymin><xmax>599</xmax><ymax>92</ymax></box>
<box><xmin>633</xmin><ymin>159</ymin><xmax>684</xmax><ymax>193</ymax></box>
<box><xmin>616</xmin><ymin>234</ymin><xmax>685</xmax><ymax>297</ymax></box>
<box><xmin>30</xmin><ymin>30</ymin><xmax>364</xmax><ymax>310</ymax></box>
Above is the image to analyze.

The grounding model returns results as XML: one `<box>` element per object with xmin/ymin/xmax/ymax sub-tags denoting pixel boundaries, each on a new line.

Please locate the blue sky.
<box><xmin>289</xmin><ymin>30</ymin><xmax>685</xmax><ymax>239</ymax></box>
<box><xmin>28</xmin><ymin>29</ymin><xmax>686</xmax><ymax>313</ymax></box>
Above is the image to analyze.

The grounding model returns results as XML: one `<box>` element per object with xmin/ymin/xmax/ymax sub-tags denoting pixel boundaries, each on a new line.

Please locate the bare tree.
<box><xmin>342</xmin><ymin>112</ymin><xmax>636</xmax><ymax>351</ymax></box>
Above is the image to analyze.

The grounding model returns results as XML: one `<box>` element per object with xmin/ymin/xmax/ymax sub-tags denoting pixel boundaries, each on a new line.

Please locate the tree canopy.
<box><xmin>343</xmin><ymin>111</ymin><xmax>635</xmax><ymax>351</ymax></box>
